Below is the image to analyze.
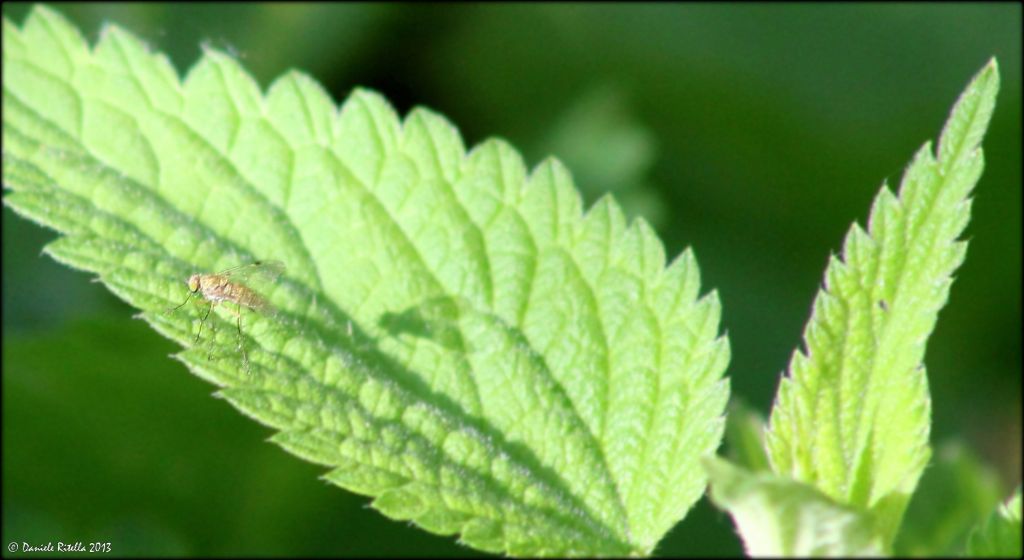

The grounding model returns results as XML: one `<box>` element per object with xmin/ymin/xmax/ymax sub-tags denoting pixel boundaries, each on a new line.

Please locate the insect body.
<box><xmin>168</xmin><ymin>260</ymin><xmax>285</xmax><ymax>372</ymax></box>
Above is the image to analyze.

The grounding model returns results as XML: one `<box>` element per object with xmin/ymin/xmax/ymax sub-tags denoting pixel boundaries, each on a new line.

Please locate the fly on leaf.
<box><xmin>167</xmin><ymin>260</ymin><xmax>285</xmax><ymax>372</ymax></box>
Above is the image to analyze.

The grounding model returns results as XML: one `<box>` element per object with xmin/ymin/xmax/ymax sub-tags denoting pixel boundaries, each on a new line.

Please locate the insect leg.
<box><xmin>167</xmin><ymin>290</ymin><xmax>193</xmax><ymax>314</ymax></box>
<box><xmin>235</xmin><ymin>302</ymin><xmax>250</xmax><ymax>373</ymax></box>
<box><xmin>197</xmin><ymin>301</ymin><xmax>215</xmax><ymax>343</ymax></box>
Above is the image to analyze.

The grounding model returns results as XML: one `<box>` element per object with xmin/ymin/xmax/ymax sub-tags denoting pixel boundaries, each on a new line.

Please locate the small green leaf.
<box><xmin>2</xmin><ymin>6</ymin><xmax>730</xmax><ymax>556</ymax></box>
<box><xmin>894</xmin><ymin>441</ymin><xmax>1003</xmax><ymax>556</ymax></box>
<box><xmin>764</xmin><ymin>59</ymin><xmax>999</xmax><ymax>546</ymax></box>
<box><xmin>538</xmin><ymin>85</ymin><xmax>665</xmax><ymax>227</ymax></box>
<box><xmin>723</xmin><ymin>399</ymin><xmax>771</xmax><ymax>472</ymax></box>
<box><xmin>704</xmin><ymin>456</ymin><xmax>885</xmax><ymax>557</ymax></box>
<box><xmin>966</xmin><ymin>487</ymin><xmax>1023</xmax><ymax>557</ymax></box>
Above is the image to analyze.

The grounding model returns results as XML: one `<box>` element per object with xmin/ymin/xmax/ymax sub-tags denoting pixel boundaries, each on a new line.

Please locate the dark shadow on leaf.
<box><xmin>378</xmin><ymin>296</ymin><xmax>475</xmax><ymax>353</ymax></box>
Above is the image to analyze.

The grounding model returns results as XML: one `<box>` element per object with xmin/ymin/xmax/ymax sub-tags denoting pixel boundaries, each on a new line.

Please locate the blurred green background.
<box><xmin>2</xmin><ymin>3</ymin><xmax>1020</xmax><ymax>557</ymax></box>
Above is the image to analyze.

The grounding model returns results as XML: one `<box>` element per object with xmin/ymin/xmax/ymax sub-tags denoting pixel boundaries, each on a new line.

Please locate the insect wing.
<box><xmin>223</xmin><ymin>261</ymin><xmax>285</xmax><ymax>315</ymax></box>
<box><xmin>217</xmin><ymin>260</ymin><xmax>286</xmax><ymax>283</ymax></box>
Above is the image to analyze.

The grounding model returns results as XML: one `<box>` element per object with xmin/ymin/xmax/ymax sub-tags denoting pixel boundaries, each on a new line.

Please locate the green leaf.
<box><xmin>763</xmin><ymin>59</ymin><xmax>999</xmax><ymax>546</ymax></box>
<box><xmin>723</xmin><ymin>398</ymin><xmax>771</xmax><ymax>473</ymax></box>
<box><xmin>2</xmin><ymin>5</ymin><xmax>730</xmax><ymax>556</ymax></box>
<box><xmin>703</xmin><ymin>457</ymin><xmax>885</xmax><ymax>557</ymax></box>
<box><xmin>894</xmin><ymin>441</ymin><xmax>1003</xmax><ymax>556</ymax></box>
<box><xmin>538</xmin><ymin>84</ymin><xmax>666</xmax><ymax>227</ymax></box>
<box><xmin>966</xmin><ymin>487</ymin><xmax>1023</xmax><ymax>557</ymax></box>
